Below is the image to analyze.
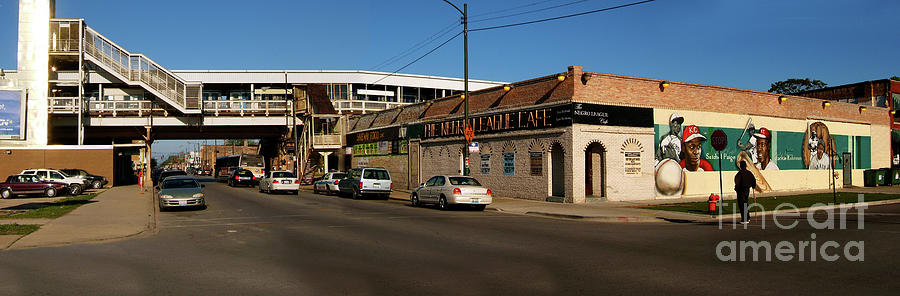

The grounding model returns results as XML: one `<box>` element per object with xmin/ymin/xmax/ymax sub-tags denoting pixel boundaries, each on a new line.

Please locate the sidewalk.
<box><xmin>8</xmin><ymin>185</ymin><xmax>154</xmax><ymax>249</ymax></box>
<box><xmin>378</xmin><ymin>186</ymin><xmax>900</xmax><ymax>223</ymax></box>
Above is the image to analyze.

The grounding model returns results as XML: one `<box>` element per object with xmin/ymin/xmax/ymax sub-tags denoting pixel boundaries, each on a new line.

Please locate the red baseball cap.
<box><xmin>682</xmin><ymin>125</ymin><xmax>706</xmax><ymax>143</ymax></box>
<box><xmin>754</xmin><ymin>127</ymin><xmax>770</xmax><ymax>139</ymax></box>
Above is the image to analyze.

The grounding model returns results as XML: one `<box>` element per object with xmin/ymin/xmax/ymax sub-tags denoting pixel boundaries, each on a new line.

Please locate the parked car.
<box><xmin>258</xmin><ymin>171</ymin><xmax>299</xmax><ymax>194</ymax></box>
<box><xmin>157</xmin><ymin>176</ymin><xmax>206</xmax><ymax>211</ymax></box>
<box><xmin>312</xmin><ymin>172</ymin><xmax>347</xmax><ymax>195</ymax></box>
<box><xmin>154</xmin><ymin>169</ymin><xmax>188</xmax><ymax>186</ymax></box>
<box><xmin>60</xmin><ymin>169</ymin><xmax>108</xmax><ymax>189</ymax></box>
<box><xmin>0</xmin><ymin>174</ymin><xmax>69</xmax><ymax>198</ymax></box>
<box><xmin>411</xmin><ymin>175</ymin><xmax>492</xmax><ymax>211</ymax></box>
<box><xmin>20</xmin><ymin>168</ymin><xmax>86</xmax><ymax>195</ymax></box>
<box><xmin>337</xmin><ymin>168</ymin><xmax>392</xmax><ymax>199</ymax></box>
<box><xmin>228</xmin><ymin>169</ymin><xmax>256</xmax><ymax>187</ymax></box>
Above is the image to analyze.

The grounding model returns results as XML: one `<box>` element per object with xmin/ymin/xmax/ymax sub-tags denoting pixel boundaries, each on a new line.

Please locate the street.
<box><xmin>0</xmin><ymin>179</ymin><xmax>897</xmax><ymax>295</ymax></box>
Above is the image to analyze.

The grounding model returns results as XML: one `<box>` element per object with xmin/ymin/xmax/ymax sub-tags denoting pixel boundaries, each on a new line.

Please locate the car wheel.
<box><xmin>411</xmin><ymin>194</ymin><xmax>420</xmax><ymax>207</ymax></box>
<box><xmin>91</xmin><ymin>180</ymin><xmax>102</xmax><ymax>189</ymax></box>
<box><xmin>473</xmin><ymin>205</ymin><xmax>486</xmax><ymax>211</ymax></box>
<box><xmin>313</xmin><ymin>185</ymin><xmax>319</xmax><ymax>194</ymax></box>
<box><xmin>438</xmin><ymin>196</ymin><xmax>449</xmax><ymax>211</ymax></box>
<box><xmin>352</xmin><ymin>188</ymin><xmax>361</xmax><ymax>200</ymax></box>
<box><xmin>259</xmin><ymin>185</ymin><xmax>264</xmax><ymax>193</ymax></box>
<box><xmin>0</xmin><ymin>189</ymin><xmax>12</xmax><ymax>199</ymax></box>
<box><xmin>69</xmin><ymin>184</ymin><xmax>83</xmax><ymax>195</ymax></box>
<box><xmin>45</xmin><ymin>187</ymin><xmax>58</xmax><ymax>198</ymax></box>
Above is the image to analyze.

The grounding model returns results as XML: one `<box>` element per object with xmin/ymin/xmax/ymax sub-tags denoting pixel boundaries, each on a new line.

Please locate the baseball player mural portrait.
<box><xmin>754</xmin><ymin>127</ymin><xmax>778</xmax><ymax>170</ymax></box>
<box><xmin>657</xmin><ymin>113</ymin><xmax>684</xmax><ymax>163</ymax></box>
<box><xmin>680</xmin><ymin>125</ymin><xmax>714</xmax><ymax>171</ymax></box>
<box><xmin>804</xmin><ymin>121</ymin><xmax>835</xmax><ymax>170</ymax></box>
<box><xmin>735</xmin><ymin>118</ymin><xmax>773</xmax><ymax>192</ymax></box>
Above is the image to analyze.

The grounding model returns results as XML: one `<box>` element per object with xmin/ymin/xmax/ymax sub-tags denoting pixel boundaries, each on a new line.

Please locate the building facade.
<box><xmin>348</xmin><ymin>66</ymin><xmax>891</xmax><ymax>203</ymax></box>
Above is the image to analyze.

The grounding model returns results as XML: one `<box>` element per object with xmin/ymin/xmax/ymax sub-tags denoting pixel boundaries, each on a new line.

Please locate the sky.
<box><xmin>1</xmin><ymin>0</ymin><xmax>899</xmax><ymax>157</ymax></box>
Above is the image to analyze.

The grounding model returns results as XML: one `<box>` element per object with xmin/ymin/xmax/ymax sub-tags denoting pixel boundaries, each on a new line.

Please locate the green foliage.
<box><xmin>0</xmin><ymin>193</ymin><xmax>98</xmax><ymax>219</ymax></box>
<box><xmin>0</xmin><ymin>224</ymin><xmax>40</xmax><ymax>235</ymax></box>
<box><xmin>891</xmin><ymin>76</ymin><xmax>900</xmax><ymax>81</ymax></box>
<box><xmin>768</xmin><ymin>78</ymin><xmax>827</xmax><ymax>94</ymax></box>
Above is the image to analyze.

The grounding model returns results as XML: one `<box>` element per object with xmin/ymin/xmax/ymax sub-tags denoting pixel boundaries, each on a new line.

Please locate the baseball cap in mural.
<box><xmin>669</xmin><ymin>112</ymin><xmax>684</xmax><ymax>124</ymax></box>
<box><xmin>754</xmin><ymin>127</ymin><xmax>771</xmax><ymax>139</ymax></box>
<box><xmin>682</xmin><ymin>125</ymin><xmax>706</xmax><ymax>143</ymax></box>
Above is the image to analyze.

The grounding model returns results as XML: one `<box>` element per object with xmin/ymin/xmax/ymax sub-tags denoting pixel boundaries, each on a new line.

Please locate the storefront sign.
<box><xmin>0</xmin><ymin>90</ymin><xmax>25</xmax><ymax>140</ymax></box>
<box><xmin>420</xmin><ymin>103</ymin><xmax>652</xmax><ymax>139</ymax></box>
<box><xmin>347</xmin><ymin>126</ymin><xmax>401</xmax><ymax>145</ymax></box>
<box><xmin>624</xmin><ymin>151</ymin><xmax>641</xmax><ymax>176</ymax></box>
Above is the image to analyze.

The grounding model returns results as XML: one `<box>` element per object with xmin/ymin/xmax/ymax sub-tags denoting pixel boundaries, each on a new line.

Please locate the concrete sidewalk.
<box><xmin>377</xmin><ymin>186</ymin><xmax>900</xmax><ymax>223</ymax></box>
<box><xmin>8</xmin><ymin>185</ymin><xmax>154</xmax><ymax>249</ymax></box>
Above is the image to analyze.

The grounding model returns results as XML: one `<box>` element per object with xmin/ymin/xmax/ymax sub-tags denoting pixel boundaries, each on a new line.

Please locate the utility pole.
<box><xmin>443</xmin><ymin>0</ymin><xmax>469</xmax><ymax>176</ymax></box>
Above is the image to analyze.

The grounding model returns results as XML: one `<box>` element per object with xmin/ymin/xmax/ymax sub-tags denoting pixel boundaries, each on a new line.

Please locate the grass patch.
<box><xmin>0</xmin><ymin>193</ymin><xmax>98</xmax><ymax>219</ymax></box>
<box><xmin>642</xmin><ymin>192</ymin><xmax>900</xmax><ymax>215</ymax></box>
<box><xmin>0</xmin><ymin>224</ymin><xmax>41</xmax><ymax>235</ymax></box>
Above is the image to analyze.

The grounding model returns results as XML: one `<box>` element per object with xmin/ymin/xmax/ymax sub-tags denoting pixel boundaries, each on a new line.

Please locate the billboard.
<box><xmin>0</xmin><ymin>90</ymin><xmax>26</xmax><ymax>140</ymax></box>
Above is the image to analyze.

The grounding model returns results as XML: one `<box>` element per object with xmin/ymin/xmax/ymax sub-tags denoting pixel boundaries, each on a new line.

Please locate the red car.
<box><xmin>0</xmin><ymin>174</ymin><xmax>69</xmax><ymax>199</ymax></box>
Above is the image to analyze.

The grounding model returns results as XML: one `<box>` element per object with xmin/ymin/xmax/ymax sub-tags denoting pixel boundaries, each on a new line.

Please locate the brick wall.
<box><xmin>0</xmin><ymin>147</ymin><xmax>114</xmax><ymax>184</ymax></box>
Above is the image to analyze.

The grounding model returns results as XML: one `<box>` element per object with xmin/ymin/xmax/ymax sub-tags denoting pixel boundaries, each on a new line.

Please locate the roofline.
<box><xmin>170</xmin><ymin>69</ymin><xmax>506</xmax><ymax>85</ymax></box>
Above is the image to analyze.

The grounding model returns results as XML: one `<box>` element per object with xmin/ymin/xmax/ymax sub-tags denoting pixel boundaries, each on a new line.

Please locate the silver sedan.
<box><xmin>411</xmin><ymin>176</ymin><xmax>492</xmax><ymax>211</ymax></box>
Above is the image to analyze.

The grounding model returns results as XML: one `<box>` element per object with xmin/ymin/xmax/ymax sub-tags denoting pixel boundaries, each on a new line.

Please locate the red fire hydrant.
<box><xmin>708</xmin><ymin>193</ymin><xmax>719</xmax><ymax>213</ymax></box>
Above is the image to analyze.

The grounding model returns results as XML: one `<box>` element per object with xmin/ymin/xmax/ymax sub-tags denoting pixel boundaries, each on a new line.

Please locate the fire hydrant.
<box><xmin>708</xmin><ymin>193</ymin><xmax>719</xmax><ymax>213</ymax></box>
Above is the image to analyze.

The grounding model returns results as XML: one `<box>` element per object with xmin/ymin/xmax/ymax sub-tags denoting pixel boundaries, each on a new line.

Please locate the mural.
<box><xmin>653</xmin><ymin>113</ymin><xmax>870</xmax><ymax>197</ymax></box>
<box><xmin>803</xmin><ymin>121</ymin><xmax>835</xmax><ymax>170</ymax></box>
<box><xmin>734</xmin><ymin>118</ymin><xmax>772</xmax><ymax>192</ymax></box>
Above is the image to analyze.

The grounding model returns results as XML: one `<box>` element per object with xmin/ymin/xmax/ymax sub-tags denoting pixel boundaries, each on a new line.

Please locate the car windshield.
<box><xmin>236</xmin><ymin>170</ymin><xmax>254</xmax><ymax>177</ymax></box>
<box><xmin>363</xmin><ymin>170</ymin><xmax>390</xmax><ymax>180</ymax></box>
<box><xmin>332</xmin><ymin>173</ymin><xmax>347</xmax><ymax>179</ymax></box>
<box><xmin>61</xmin><ymin>169</ymin><xmax>82</xmax><ymax>176</ymax></box>
<box><xmin>161</xmin><ymin>179</ymin><xmax>200</xmax><ymax>189</ymax></box>
<box><xmin>272</xmin><ymin>172</ymin><xmax>295</xmax><ymax>178</ymax></box>
<box><xmin>449</xmin><ymin>177</ymin><xmax>481</xmax><ymax>186</ymax></box>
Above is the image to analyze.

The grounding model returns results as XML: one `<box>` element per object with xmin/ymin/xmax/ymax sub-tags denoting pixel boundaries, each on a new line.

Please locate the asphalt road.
<box><xmin>0</xmin><ymin>179</ymin><xmax>897</xmax><ymax>295</ymax></box>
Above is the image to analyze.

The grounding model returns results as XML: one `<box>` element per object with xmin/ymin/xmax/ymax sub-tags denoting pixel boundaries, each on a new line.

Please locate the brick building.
<box><xmin>799</xmin><ymin>79</ymin><xmax>900</xmax><ymax>167</ymax></box>
<box><xmin>348</xmin><ymin>66</ymin><xmax>890</xmax><ymax>203</ymax></box>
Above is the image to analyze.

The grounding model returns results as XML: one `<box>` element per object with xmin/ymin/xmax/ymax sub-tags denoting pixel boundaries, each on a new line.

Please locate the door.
<box><xmin>433</xmin><ymin>176</ymin><xmax>446</xmax><ymax>202</ymax></box>
<box><xmin>842</xmin><ymin>152</ymin><xmax>852</xmax><ymax>186</ymax></box>
<box><xmin>585</xmin><ymin>154</ymin><xmax>593</xmax><ymax>196</ymax></box>
<box><xmin>423</xmin><ymin>176</ymin><xmax>439</xmax><ymax>202</ymax></box>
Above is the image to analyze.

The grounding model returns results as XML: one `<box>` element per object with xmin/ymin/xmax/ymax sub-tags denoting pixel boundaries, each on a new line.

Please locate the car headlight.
<box><xmin>160</xmin><ymin>195</ymin><xmax>174</xmax><ymax>199</ymax></box>
<box><xmin>192</xmin><ymin>193</ymin><xmax>204</xmax><ymax>198</ymax></box>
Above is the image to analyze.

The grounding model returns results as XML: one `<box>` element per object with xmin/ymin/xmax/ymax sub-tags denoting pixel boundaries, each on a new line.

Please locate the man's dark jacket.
<box><xmin>734</xmin><ymin>169</ymin><xmax>757</xmax><ymax>191</ymax></box>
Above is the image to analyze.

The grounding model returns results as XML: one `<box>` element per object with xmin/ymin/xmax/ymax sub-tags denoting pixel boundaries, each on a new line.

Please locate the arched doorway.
<box><xmin>550</xmin><ymin>142</ymin><xmax>565</xmax><ymax>197</ymax></box>
<box><xmin>585</xmin><ymin>142</ymin><xmax>606</xmax><ymax>198</ymax></box>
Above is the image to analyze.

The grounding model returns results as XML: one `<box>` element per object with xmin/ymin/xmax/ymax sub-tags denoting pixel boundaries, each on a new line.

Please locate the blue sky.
<box><xmin>1</xmin><ymin>0</ymin><xmax>899</xmax><ymax>157</ymax></box>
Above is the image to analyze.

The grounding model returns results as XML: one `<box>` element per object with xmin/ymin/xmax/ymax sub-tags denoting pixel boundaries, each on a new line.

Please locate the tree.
<box><xmin>768</xmin><ymin>78</ymin><xmax>827</xmax><ymax>94</ymax></box>
<box><xmin>891</xmin><ymin>76</ymin><xmax>899</xmax><ymax>81</ymax></box>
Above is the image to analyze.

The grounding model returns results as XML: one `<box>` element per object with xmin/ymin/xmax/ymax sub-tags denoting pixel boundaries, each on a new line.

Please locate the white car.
<box><xmin>20</xmin><ymin>168</ymin><xmax>86</xmax><ymax>195</ymax></box>
<box><xmin>258</xmin><ymin>171</ymin><xmax>299</xmax><ymax>194</ymax></box>
<box><xmin>411</xmin><ymin>175</ymin><xmax>492</xmax><ymax>211</ymax></box>
<box><xmin>312</xmin><ymin>172</ymin><xmax>347</xmax><ymax>195</ymax></box>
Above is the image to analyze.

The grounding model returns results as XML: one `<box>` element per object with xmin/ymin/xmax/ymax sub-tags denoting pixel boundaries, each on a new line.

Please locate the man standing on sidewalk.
<box><xmin>733</xmin><ymin>161</ymin><xmax>756</xmax><ymax>224</ymax></box>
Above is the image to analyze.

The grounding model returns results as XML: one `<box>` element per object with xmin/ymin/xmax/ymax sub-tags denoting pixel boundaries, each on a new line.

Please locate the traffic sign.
<box><xmin>464</xmin><ymin>125</ymin><xmax>474</xmax><ymax>143</ymax></box>
<box><xmin>468</xmin><ymin>142</ymin><xmax>479</xmax><ymax>153</ymax></box>
<box><xmin>711</xmin><ymin>129</ymin><xmax>727</xmax><ymax>151</ymax></box>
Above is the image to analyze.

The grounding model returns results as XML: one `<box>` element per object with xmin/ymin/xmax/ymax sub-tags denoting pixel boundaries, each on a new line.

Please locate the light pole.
<box><xmin>442</xmin><ymin>0</ymin><xmax>470</xmax><ymax>176</ymax></box>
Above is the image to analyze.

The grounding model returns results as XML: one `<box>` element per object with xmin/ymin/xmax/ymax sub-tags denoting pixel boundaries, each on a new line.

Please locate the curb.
<box><xmin>524</xmin><ymin>211</ymin><xmax>666</xmax><ymax>223</ymax></box>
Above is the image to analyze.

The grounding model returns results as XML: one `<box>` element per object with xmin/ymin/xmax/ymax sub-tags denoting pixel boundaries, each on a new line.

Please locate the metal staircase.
<box><xmin>81</xmin><ymin>26</ymin><xmax>201</xmax><ymax>114</ymax></box>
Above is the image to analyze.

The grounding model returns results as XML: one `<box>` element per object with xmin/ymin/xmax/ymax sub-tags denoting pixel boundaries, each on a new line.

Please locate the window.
<box><xmin>530</xmin><ymin>152</ymin><xmax>543</xmax><ymax>176</ymax></box>
<box><xmin>426</xmin><ymin>176</ymin><xmax>440</xmax><ymax>186</ymax></box>
<box><xmin>162</xmin><ymin>179</ymin><xmax>200</xmax><ymax>189</ymax></box>
<box><xmin>503</xmin><ymin>152</ymin><xmax>515</xmax><ymax>176</ymax></box>
<box><xmin>272</xmin><ymin>172</ymin><xmax>295</xmax><ymax>178</ymax></box>
<box><xmin>331</xmin><ymin>173</ymin><xmax>347</xmax><ymax>179</ymax></box>
<box><xmin>480</xmin><ymin>154</ymin><xmax>491</xmax><ymax>175</ymax></box>
<box><xmin>449</xmin><ymin>177</ymin><xmax>481</xmax><ymax>186</ymax></box>
<box><xmin>50</xmin><ymin>172</ymin><xmax>65</xmax><ymax>180</ymax></box>
<box><xmin>326</xmin><ymin>84</ymin><xmax>348</xmax><ymax>100</ymax></box>
<box><xmin>363</xmin><ymin>169</ymin><xmax>390</xmax><ymax>180</ymax></box>
<box><xmin>435</xmin><ymin>176</ymin><xmax>446</xmax><ymax>186</ymax></box>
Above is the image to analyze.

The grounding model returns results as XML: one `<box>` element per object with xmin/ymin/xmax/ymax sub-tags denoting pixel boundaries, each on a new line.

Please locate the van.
<box><xmin>337</xmin><ymin>168</ymin><xmax>392</xmax><ymax>199</ymax></box>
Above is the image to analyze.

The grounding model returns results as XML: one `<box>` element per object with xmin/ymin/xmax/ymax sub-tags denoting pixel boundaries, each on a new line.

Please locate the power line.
<box><xmin>470</xmin><ymin>0</ymin><xmax>594</xmax><ymax>23</ymax></box>
<box><xmin>371</xmin><ymin>31</ymin><xmax>463</xmax><ymax>85</ymax></box>
<box><xmin>470</xmin><ymin>0</ymin><xmax>556</xmax><ymax>18</ymax></box>
<box><xmin>371</xmin><ymin>20</ymin><xmax>460</xmax><ymax>71</ymax></box>
<box><xmin>471</xmin><ymin>0</ymin><xmax>655</xmax><ymax>32</ymax></box>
